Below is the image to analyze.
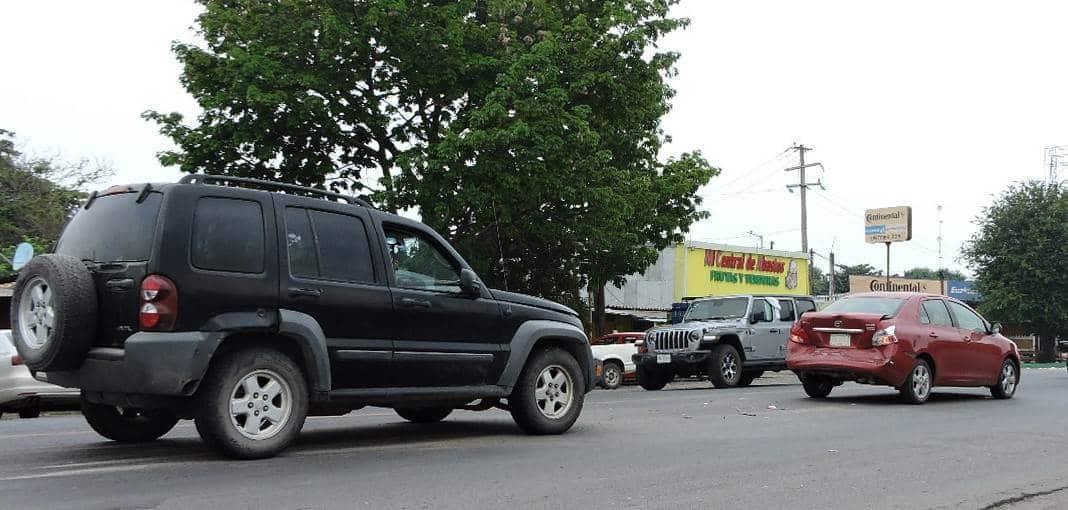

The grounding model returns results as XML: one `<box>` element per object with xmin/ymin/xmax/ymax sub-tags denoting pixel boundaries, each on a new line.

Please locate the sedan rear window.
<box><xmin>822</xmin><ymin>297</ymin><xmax>906</xmax><ymax>317</ymax></box>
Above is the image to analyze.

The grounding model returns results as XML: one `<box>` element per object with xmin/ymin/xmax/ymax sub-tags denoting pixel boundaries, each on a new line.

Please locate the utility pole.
<box><xmin>828</xmin><ymin>251</ymin><xmax>836</xmax><ymax>297</ymax></box>
<box><xmin>1045</xmin><ymin>145</ymin><xmax>1068</xmax><ymax>183</ymax></box>
<box><xmin>937</xmin><ymin>204</ymin><xmax>944</xmax><ymax>295</ymax></box>
<box><xmin>746</xmin><ymin>230</ymin><xmax>764</xmax><ymax>249</ymax></box>
<box><xmin>785</xmin><ymin>144</ymin><xmax>824</xmax><ymax>253</ymax></box>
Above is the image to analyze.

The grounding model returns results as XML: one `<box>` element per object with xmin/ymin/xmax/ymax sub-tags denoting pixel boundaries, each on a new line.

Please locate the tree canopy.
<box><xmin>962</xmin><ymin>181</ymin><xmax>1068</xmax><ymax>361</ymax></box>
<box><xmin>0</xmin><ymin>129</ymin><xmax>111</xmax><ymax>281</ymax></box>
<box><xmin>902</xmin><ymin>267</ymin><xmax>968</xmax><ymax>281</ymax></box>
<box><xmin>147</xmin><ymin>0</ymin><xmax>717</xmax><ymax>330</ymax></box>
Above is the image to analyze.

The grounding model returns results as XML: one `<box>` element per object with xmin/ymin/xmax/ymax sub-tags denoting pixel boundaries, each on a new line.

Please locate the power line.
<box><xmin>710</xmin><ymin>149</ymin><xmax>792</xmax><ymax>196</ymax></box>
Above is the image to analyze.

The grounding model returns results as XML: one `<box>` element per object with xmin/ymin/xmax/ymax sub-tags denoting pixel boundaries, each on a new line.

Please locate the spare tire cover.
<box><xmin>10</xmin><ymin>254</ymin><xmax>98</xmax><ymax>371</ymax></box>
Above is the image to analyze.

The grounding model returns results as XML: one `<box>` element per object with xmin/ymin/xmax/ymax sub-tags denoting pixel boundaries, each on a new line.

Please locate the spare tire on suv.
<box><xmin>10</xmin><ymin>254</ymin><xmax>98</xmax><ymax>371</ymax></box>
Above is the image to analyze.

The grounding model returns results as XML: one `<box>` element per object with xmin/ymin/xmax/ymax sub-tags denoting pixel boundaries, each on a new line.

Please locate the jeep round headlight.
<box><xmin>688</xmin><ymin>330</ymin><xmax>701</xmax><ymax>342</ymax></box>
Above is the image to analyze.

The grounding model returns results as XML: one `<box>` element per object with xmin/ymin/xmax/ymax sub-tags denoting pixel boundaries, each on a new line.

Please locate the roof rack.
<box><xmin>178</xmin><ymin>174</ymin><xmax>373</xmax><ymax>208</ymax></box>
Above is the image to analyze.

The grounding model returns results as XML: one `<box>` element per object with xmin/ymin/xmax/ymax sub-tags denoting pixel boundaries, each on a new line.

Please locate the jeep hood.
<box><xmin>490</xmin><ymin>289</ymin><xmax>578</xmax><ymax>317</ymax></box>
<box><xmin>656</xmin><ymin>319</ymin><xmax>746</xmax><ymax>331</ymax></box>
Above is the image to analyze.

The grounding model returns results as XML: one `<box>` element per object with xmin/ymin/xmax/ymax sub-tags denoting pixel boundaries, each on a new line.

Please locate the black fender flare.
<box><xmin>276</xmin><ymin>309</ymin><xmax>332</xmax><ymax>394</ymax></box>
<box><xmin>497</xmin><ymin>320</ymin><xmax>593</xmax><ymax>393</ymax></box>
<box><xmin>197</xmin><ymin>309</ymin><xmax>332</xmax><ymax>395</ymax></box>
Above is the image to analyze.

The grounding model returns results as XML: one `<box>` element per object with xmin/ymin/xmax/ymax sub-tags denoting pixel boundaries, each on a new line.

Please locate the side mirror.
<box><xmin>12</xmin><ymin>242</ymin><xmax>34</xmax><ymax>271</ymax></box>
<box><xmin>459</xmin><ymin>268</ymin><xmax>482</xmax><ymax>296</ymax></box>
<box><xmin>990</xmin><ymin>323</ymin><xmax>1001</xmax><ymax>335</ymax></box>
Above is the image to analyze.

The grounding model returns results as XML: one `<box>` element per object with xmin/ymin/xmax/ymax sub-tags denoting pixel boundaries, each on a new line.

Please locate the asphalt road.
<box><xmin>1</xmin><ymin>369</ymin><xmax>1066</xmax><ymax>510</ymax></box>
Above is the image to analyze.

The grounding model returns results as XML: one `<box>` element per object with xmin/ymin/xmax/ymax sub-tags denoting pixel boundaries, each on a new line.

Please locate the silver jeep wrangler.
<box><xmin>633</xmin><ymin>295</ymin><xmax>816</xmax><ymax>390</ymax></box>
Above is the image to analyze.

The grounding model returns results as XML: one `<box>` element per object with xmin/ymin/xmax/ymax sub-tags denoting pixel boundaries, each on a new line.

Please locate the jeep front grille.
<box><xmin>650</xmin><ymin>330</ymin><xmax>691</xmax><ymax>351</ymax></box>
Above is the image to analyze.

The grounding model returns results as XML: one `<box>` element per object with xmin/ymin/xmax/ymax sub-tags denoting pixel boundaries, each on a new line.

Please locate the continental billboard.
<box><xmin>674</xmin><ymin>244</ymin><xmax>810</xmax><ymax>300</ymax></box>
<box><xmin>848</xmin><ymin>276</ymin><xmax>943</xmax><ymax>294</ymax></box>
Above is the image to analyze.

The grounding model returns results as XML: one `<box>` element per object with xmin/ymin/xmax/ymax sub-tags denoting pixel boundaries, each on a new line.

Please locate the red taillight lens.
<box><xmin>871</xmin><ymin>325</ymin><xmax>898</xmax><ymax>347</ymax></box>
<box><xmin>140</xmin><ymin>275</ymin><xmax>178</xmax><ymax>331</ymax></box>
<box><xmin>789</xmin><ymin>322</ymin><xmax>808</xmax><ymax>344</ymax></box>
<box><xmin>11</xmin><ymin>355</ymin><xmax>24</xmax><ymax>366</ymax></box>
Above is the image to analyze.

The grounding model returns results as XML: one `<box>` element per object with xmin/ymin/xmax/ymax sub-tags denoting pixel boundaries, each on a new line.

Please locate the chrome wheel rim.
<box><xmin>1001</xmin><ymin>362</ymin><xmax>1016</xmax><ymax>395</ymax></box>
<box><xmin>721</xmin><ymin>352</ymin><xmax>739</xmax><ymax>382</ymax></box>
<box><xmin>912</xmin><ymin>364</ymin><xmax>931</xmax><ymax>400</ymax></box>
<box><xmin>229</xmin><ymin>369</ymin><xmax>292</xmax><ymax>440</ymax></box>
<box><xmin>18</xmin><ymin>277</ymin><xmax>55</xmax><ymax>350</ymax></box>
<box><xmin>604</xmin><ymin>365</ymin><xmax>620</xmax><ymax>387</ymax></box>
<box><xmin>535</xmin><ymin>365</ymin><xmax>574</xmax><ymax>419</ymax></box>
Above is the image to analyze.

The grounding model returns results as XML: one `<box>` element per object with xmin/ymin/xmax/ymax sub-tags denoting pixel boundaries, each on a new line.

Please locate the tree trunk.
<box><xmin>1038</xmin><ymin>333</ymin><xmax>1057</xmax><ymax>363</ymax></box>
<box><xmin>592</xmin><ymin>282</ymin><xmax>606</xmax><ymax>338</ymax></box>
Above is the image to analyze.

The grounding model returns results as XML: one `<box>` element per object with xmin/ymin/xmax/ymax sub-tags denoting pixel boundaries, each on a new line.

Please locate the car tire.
<box><xmin>601</xmin><ymin>361</ymin><xmax>624</xmax><ymax>390</ymax></box>
<box><xmin>18</xmin><ymin>408</ymin><xmax>41</xmax><ymax>419</ymax></box>
<box><xmin>82</xmin><ymin>397</ymin><xmax>178</xmax><ymax>442</ymax></box>
<box><xmin>395</xmin><ymin>407</ymin><xmax>453</xmax><ymax>423</ymax></box>
<box><xmin>636</xmin><ymin>365</ymin><xmax>670</xmax><ymax>391</ymax></box>
<box><xmin>709</xmin><ymin>344</ymin><xmax>743</xmax><ymax>389</ymax></box>
<box><xmin>194</xmin><ymin>347</ymin><xmax>308</xmax><ymax>459</ymax></box>
<box><xmin>899</xmin><ymin>359</ymin><xmax>933</xmax><ymax>404</ymax></box>
<box><xmin>990</xmin><ymin>359</ymin><xmax>1018</xmax><ymax>400</ymax></box>
<box><xmin>801</xmin><ymin>376</ymin><xmax>834</xmax><ymax>398</ymax></box>
<box><xmin>738</xmin><ymin>370</ymin><xmax>764</xmax><ymax>387</ymax></box>
<box><xmin>10</xmin><ymin>254</ymin><xmax>98</xmax><ymax>372</ymax></box>
<box><xmin>509</xmin><ymin>348</ymin><xmax>585</xmax><ymax>435</ymax></box>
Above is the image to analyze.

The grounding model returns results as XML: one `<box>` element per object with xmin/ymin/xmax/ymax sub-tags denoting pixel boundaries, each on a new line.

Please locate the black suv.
<box><xmin>10</xmin><ymin>175</ymin><xmax>593</xmax><ymax>459</ymax></box>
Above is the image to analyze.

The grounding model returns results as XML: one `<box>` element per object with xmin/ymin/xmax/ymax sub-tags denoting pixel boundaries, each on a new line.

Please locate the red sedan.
<box><xmin>787</xmin><ymin>292</ymin><xmax>1020</xmax><ymax>404</ymax></box>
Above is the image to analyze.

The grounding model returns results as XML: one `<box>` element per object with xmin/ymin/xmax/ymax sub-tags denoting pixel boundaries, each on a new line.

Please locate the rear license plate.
<box><xmin>830</xmin><ymin>334</ymin><xmax>852</xmax><ymax>348</ymax></box>
<box><xmin>656</xmin><ymin>354</ymin><xmax>671</xmax><ymax>364</ymax></box>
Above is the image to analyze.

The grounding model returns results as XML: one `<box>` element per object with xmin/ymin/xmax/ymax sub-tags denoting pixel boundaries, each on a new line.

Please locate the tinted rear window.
<box><xmin>191</xmin><ymin>197</ymin><xmax>265</xmax><ymax>273</ymax></box>
<box><xmin>822</xmin><ymin>297</ymin><xmax>906</xmax><ymax>317</ymax></box>
<box><xmin>57</xmin><ymin>192</ymin><xmax>162</xmax><ymax>262</ymax></box>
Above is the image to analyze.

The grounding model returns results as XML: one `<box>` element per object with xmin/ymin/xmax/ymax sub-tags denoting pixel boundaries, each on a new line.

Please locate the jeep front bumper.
<box><xmin>633</xmin><ymin>351</ymin><xmax>712</xmax><ymax>370</ymax></box>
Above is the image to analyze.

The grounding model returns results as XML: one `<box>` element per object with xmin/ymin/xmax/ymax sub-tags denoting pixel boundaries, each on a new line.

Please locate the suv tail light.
<box><xmin>871</xmin><ymin>325</ymin><xmax>898</xmax><ymax>347</ymax></box>
<box><xmin>140</xmin><ymin>275</ymin><xmax>178</xmax><ymax>331</ymax></box>
<box><xmin>789</xmin><ymin>322</ymin><xmax>809</xmax><ymax>344</ymax></box>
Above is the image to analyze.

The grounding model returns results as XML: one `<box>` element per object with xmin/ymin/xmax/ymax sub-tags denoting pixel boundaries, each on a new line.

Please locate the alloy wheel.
<box><xmin>1001</xmin><ymin>362</ymin><xmax>1017</xmax><ymax>395</ymax></box>
<box><xmin>18</xmin><ymin>277</ymin><xmax>56</xmax><ymax>349</ymax></box>
<box><xmin>229</xmin><ymin>369</ymin><xmax>293</xmax><ymax>440</ymax></box>
<box><xmin>912</xmin><ymin>363</ymin><xmax>931</xmax><ymax>400</ymax></box>
<box><xmin>721</xmin><ymin>352</ymin><xmax>739</xmax><ymax>381</ymax></box>
<box><xmin>534</xmin><ymin>365</ymin><xmax>574</xmax><ymax>419</ymax></box>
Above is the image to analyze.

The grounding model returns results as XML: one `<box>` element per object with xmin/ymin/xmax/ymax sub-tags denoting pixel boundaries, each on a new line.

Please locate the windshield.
<box><xmin>822</xmin><ymin>297</ymin><xmax>906</xmax><ymax>317</ymax></box>
<box><xmin>683</xmin><ymin>297</ymin><xmax>749</xmax><ymax>322</ymax></box>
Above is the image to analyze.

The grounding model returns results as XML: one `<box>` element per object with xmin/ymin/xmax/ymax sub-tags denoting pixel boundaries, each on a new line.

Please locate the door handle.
<box><xmin>288</xmin><ymin>287</ymin><xmax>323</xmax><ymax>298</ymax></box>
<box><xmin>769</xmin><ymin>329</ymin><xmax>781</xmax><ymax>334</ymax></box>
<box><xmin>400</xmin><ymin>297</ymin><xmax>431</xmax><ymax>309</ymax></box>
<box><xmin>928</xmin><ymin>332</ymin><xmax>938</xmax><ymax>338</ymax></box>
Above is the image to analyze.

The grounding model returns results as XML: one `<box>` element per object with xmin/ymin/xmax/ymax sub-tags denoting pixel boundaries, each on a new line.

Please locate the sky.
<box><xmin>2</xmin><ymin>1</ymin><xmax>1065</xmax><ymax>278</ymax></box>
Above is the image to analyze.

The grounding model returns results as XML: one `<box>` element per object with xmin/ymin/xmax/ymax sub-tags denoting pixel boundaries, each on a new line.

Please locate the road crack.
<box><xmin>979</xmin><ymin>484</ymin><xmax>1068</xmax><ymax>509</ymax></box>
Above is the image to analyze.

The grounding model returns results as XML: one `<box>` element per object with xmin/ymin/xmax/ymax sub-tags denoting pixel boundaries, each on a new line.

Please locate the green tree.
<box><xmin>147</xmin><ymin>0</ymin><xmax>717</xmax><ymax>333</ymax></box>
<box><xmin>903</xmin><ymin>267</ymin><xmax>968</xmax><ymax>281</ymax></box>
<box><xmin>833</xmin><ymin>263</ymin><xmax>881</xmax><ymax>294</ymax></box>
<box><xmin>0</xmin><ymin>129</ymin><xmax>112</xmax><ymax>281</ymax></box>
<box><xmin>808</xmin><ymin>265</ymin><xmax>829</xmax><ymax>295</ymax></box>
<box><xmin>963</xmin><ymin>181</ymin><xmax>1068</xmax><ymax>362</ymax></box>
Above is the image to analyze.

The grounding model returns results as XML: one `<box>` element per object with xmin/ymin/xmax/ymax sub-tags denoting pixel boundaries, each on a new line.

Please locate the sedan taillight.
<box><xmin>140</xmin><ymin>274</ymin><xmax>178</xmax><ymax>331</ymax></box>
<box><xmin>789</xmin><ymin>322</ymin><xmax>808</xmax><ymax>344</ymax></box>
<box><xmin>871</xmin><ymin>325</ymin><xmax>898</xmax><ymax>347</ymax></box>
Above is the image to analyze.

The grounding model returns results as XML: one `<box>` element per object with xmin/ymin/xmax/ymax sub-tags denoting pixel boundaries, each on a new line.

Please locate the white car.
<box><xmin>0</xmin><ymin>330</ymin><xmax>79</xmax><ymax>419</ymax></box>
<box><xmin>591</xmin><ymin>332</ymin><xmax>645</xmax><ymax>389</ymax></box>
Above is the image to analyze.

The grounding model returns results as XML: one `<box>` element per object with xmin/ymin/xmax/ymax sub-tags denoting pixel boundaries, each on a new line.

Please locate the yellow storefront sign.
<box><xmin>674</xmin><ymin>244</ymin><xmax>810</xmax><ymax>300</ymax></box>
